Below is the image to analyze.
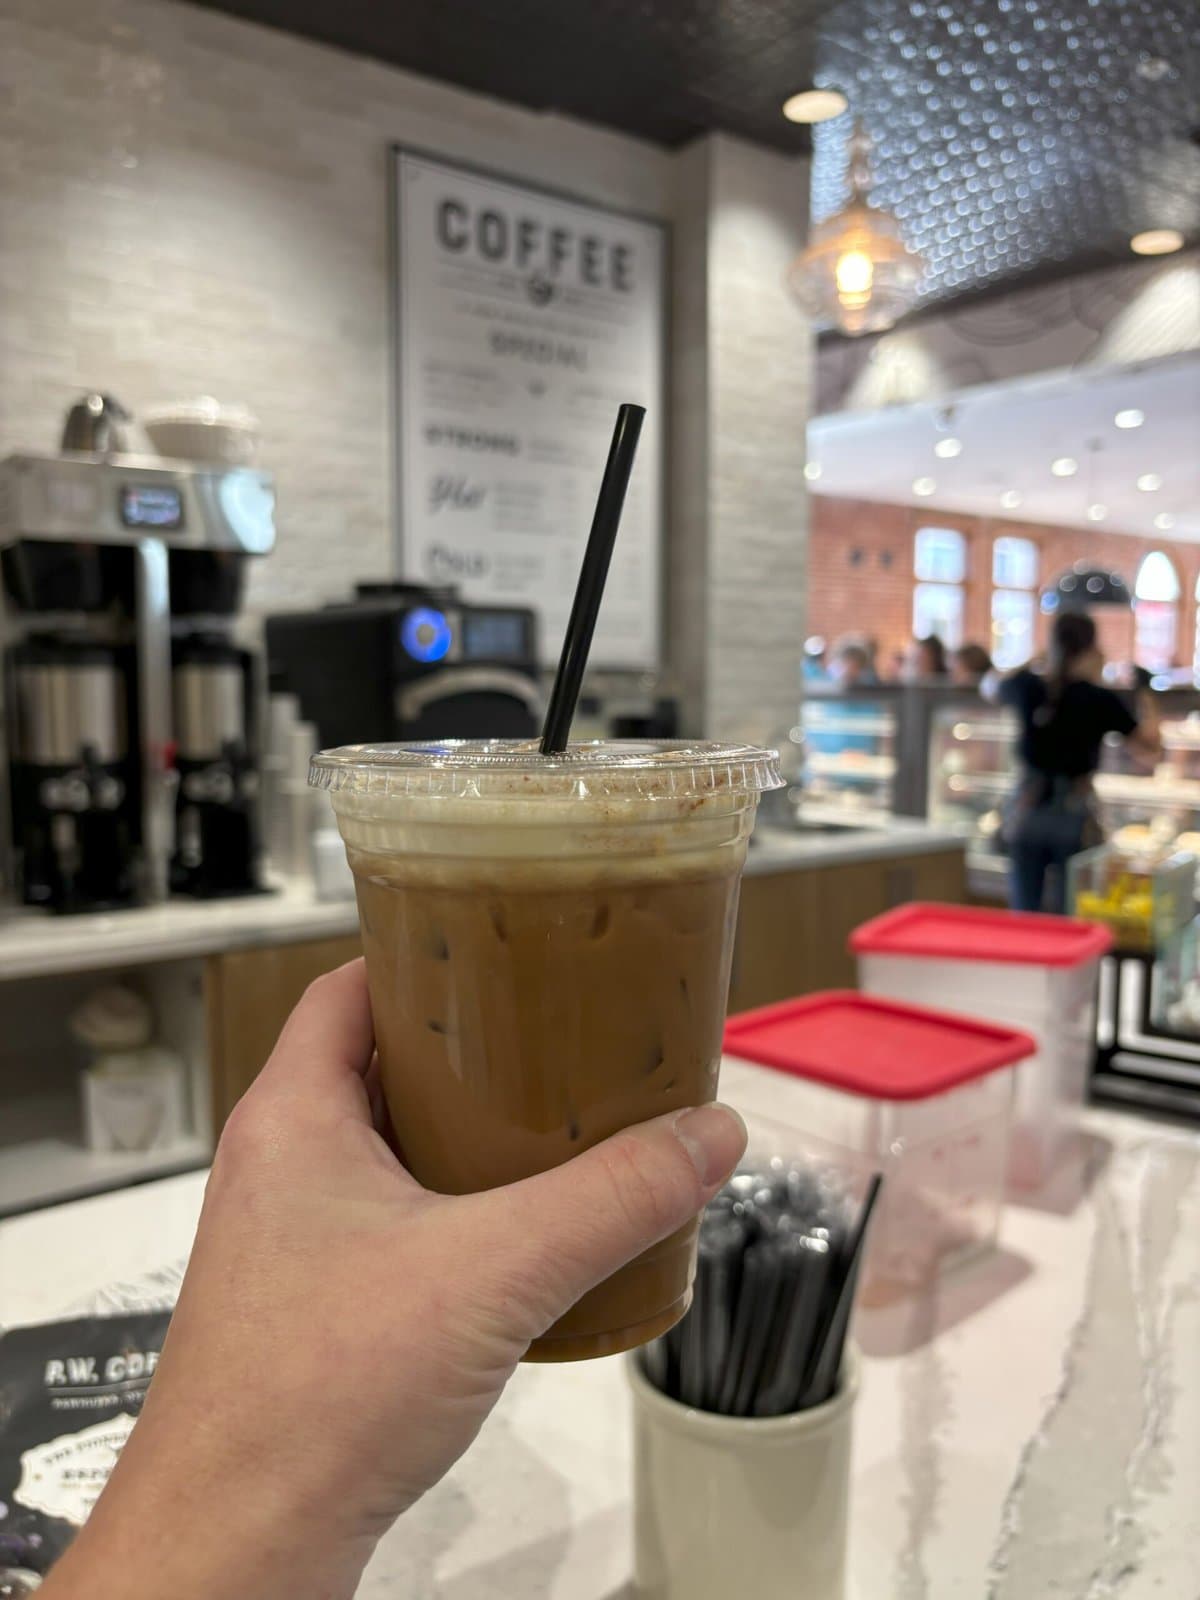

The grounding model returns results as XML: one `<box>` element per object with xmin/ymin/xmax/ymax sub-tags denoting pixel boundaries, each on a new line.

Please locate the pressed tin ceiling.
<box><xmin>809</xmin><ymin>0</ymin><xmax>1200</xmax><ymax>306</ymax></box>
<box><xmin>183</xmin><ymin>0</ymin><xmax>1200</xmax><ymax>310</ymax></box>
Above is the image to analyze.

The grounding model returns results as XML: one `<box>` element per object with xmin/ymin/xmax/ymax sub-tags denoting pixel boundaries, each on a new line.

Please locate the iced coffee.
<box><xmin>310</xmin><ymin>740</ymin><xmax>781</xmax><ymax>1361</ymax></box>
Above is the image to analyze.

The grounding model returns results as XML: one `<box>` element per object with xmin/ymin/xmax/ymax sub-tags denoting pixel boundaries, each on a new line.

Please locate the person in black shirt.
<box><xmin>1000</xmin><ymin>612</ymin><xmax>1160</xmax><ymax>913</ymax></box>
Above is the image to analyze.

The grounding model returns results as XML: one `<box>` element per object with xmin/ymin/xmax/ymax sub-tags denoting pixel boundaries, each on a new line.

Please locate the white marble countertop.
<box><xmin>0</xmin><ymin>823</ymin><xmax>964</xmax><ymax>981</ymax></box>
<box><xmin>0</xmin><ymin>881</ymin><xmax>360</xmax><ymax>982</ymax></box>
<box><xmin>3</xmin><ymin>1059</ymin><xmax>1196</xmax><ymax>1596</ymax></box>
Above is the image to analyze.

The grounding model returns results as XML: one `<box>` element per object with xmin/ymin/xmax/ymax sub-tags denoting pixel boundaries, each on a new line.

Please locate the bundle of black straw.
<box><xmin>640</xmin><ymin>1163</ymin><xmax>882</xmax><ymax>1418</ymax></box>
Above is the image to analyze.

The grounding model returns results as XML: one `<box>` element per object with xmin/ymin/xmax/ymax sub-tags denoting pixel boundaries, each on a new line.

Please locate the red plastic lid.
<box><xmin>850</xmin><ymin>902</ymin><xmax>1112</xmax><ymax>968</ymax></box>
<box><xmin>724</xmin><ymin>991</ymin><xmax>1036</xmax><ymax>1101</ymax></box>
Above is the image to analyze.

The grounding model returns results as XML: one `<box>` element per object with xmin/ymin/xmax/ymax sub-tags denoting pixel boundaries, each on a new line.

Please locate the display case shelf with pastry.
<box><xmin>926</xmin><ymin>703</ymin><xmax>1017</xmax><ymax>896</ymax></box>
<box><xmin>800</xmin><ymin>687</ymin><xmax>903</xmax><ymax>819</ymax></box>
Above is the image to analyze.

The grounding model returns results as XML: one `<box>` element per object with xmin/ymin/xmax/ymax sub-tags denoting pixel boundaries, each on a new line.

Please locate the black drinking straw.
<box><xmin>801</xmin><ymin>1173</ymin><xmax>883</xmax><ymax>1409</ymax></box>
<box><xmin>539</xmin><ymin>402</ymin><xmax>646</xmax><ymax>754</ymax></box>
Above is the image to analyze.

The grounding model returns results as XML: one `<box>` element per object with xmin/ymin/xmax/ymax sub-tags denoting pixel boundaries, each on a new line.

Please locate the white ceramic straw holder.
<box><xmin>628</xmin><ymin>1344</ymin><xmax>859</xmax><ymax>1600</ymax></box>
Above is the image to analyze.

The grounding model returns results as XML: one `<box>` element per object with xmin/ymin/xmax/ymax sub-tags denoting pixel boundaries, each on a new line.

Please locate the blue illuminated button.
<box><xmin>401</xmin><ymin>607</ymin><xmax>452</xmax><ymax>663</ymax></box>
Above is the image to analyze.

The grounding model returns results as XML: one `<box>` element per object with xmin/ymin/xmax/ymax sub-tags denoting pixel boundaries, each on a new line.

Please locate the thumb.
<box><xmin>460</xmin><ymin>1103</ymin><xmax>747</xmax><ymax>1340</ymax></box>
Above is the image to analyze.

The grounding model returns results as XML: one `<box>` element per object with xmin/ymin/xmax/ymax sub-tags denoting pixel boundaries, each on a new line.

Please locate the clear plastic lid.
<box><xmin>309</xmin><ymin>739</ymin><xmax>783</xmax><ymax>803</ymax></box>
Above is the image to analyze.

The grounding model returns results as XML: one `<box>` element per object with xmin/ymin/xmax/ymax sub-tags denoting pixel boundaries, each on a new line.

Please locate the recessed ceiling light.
<box><xmin>933</xmin><ymin>436</ymin><xmax>962</xmax><ymax>458</ymax></box>
<box><xmin>1130</xmin><ymin>229</ymin><xmax>1184</xmax><ymax>256</ymax></box>
<box><xmin>912</xmin><ymin>476</ymin><xmax>936</xmax><ymax>497</ymax></box>
<box><xmin>1114</xmin><ymin>408</ymin><xmax>1144</xmax><ymax>429</ymax></box>
<box><xmin>1050</xmin><ymin>456</ymin><xmax>1078</xmax><ymax>477</ymax></box>
<box><xmin>1137</xmin><ymin>472</ymin><xmax>1163</xmax><ymax>492</ymax></box>
<box><xmin>999</xmin><ymin>489</ymin><xmax>1022</xmax><ymax>509</ymax></box>
<box><xmin>782</xmin><ymin>88</ymin><xmax>849</xmax><ymax>124</ymax></box>
<box><xmin>1154</xmin><ymin>512</ymin><xmax>1176</xmax><ymax>531</ymax></box>
<box><xmin>1087</xmin><ymin>503</ymin><xmax>1107</xmax><ymax>521</ymax></box>
<box><xmin>803</xmin><ymin>460</ymin><xmax>822</xmax><ymax>481</ymax></box>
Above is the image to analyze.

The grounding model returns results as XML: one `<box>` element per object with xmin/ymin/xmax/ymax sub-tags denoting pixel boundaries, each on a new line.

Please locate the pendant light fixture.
<box><xmin>789</xmin><ymin>119</ymin><xmax>923</xmax><ymax>337</ymax></box>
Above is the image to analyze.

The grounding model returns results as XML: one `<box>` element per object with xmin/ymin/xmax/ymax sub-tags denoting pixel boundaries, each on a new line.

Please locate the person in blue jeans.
<box><xmin>1000</xmin><ymin>612</ymin><xmax>1160</xmax><ymax>914</ymax></box>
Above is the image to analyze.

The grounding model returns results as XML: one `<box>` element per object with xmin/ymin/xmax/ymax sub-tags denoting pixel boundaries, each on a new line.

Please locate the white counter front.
<box><xmin>2</xmin><ymin>1060</ymin><xmax>1196</xmax><ymax>1597</ymax></box>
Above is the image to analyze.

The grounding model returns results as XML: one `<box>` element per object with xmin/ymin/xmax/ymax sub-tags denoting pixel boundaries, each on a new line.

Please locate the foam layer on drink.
<box><xmin>312</xmin><ymin>740</ymin><xmax>781</xmax><ymax>885</ymax></box>
<box><xmin>330</xmin><ymin>787</ymin><xmax>757</xmax><ymax>887</ymax></box>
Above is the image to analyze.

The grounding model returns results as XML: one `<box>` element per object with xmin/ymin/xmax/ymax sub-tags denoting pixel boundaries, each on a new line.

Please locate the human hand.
<box><xmin>42</xmin><ymin>960</ymin><xmax>745</xmax><ymax>1600</ymax></box>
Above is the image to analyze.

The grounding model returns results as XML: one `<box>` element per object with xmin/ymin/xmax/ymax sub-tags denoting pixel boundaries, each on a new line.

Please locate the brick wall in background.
<box><xmin>809</xmin><ymin>495</ymin><xmax>1200</xmax><ymax>673</ymax></box>
<box><xmin>0</xmin><ymin>0</ymin><xmax>674</xmax><ymax>618</ymax></box>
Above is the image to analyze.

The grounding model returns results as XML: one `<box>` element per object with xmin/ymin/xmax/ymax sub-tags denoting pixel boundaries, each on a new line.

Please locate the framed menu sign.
<box><xmin>392</xmin><ymin>147</ymin><xmax>666</xmax><ymax>670</ymax></box>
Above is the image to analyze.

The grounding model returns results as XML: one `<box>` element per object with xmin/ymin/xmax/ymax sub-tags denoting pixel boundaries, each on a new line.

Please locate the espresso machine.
<box><xmin>0</xmin><ymin>444</ymin><xmax>275</xmax><ymax>910</ymax></box>
<box><xmin>265</xmin><ymin>582</ymin><xmax>541</xmax><ymax>748</ymax></box>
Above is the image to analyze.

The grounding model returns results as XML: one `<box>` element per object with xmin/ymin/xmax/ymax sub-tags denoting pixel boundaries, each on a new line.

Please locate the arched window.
<box><xmin>913</xmin><ymin>527</ymin><xmax>966</xmax><ymax>647</ymax></box>
<box><xmin>1135</xmin><ymin>551</ymin><xmax>1181</xmax><ymax>603</ymax></box>
<box><xmin>1134</xmin><ymin>551</ymin><xmax>1180</xmax><ymax>671</ymax></box>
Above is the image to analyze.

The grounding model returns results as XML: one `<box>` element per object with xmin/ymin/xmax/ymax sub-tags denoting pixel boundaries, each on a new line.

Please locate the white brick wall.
<box><xmin>0</xmin><ymin>0</ymin><xmax>674</xmax><ymax>617</ymax></box>
<box><xmin>669</xmin><ymin>135</ymin><xmax>812</xmax><ymax>743</ymax></box>
<box><xmin>1</xmin><ymin>0</ymin><xmax>813</xmax><ymax>739</ymax></box>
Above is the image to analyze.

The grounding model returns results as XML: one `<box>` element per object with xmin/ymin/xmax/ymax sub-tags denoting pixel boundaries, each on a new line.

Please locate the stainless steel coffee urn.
<box><xmin>170</xmin><ymin>633</ymin><xmax>261</xmax><ymax>897</ymax></box>
<box><xmin>8</xmin><ymin>638</ymin><xmax>136</xmax><ymax>910</ymax></box>
<box><xmin>0</xmin><ymin>445</ymin><xmax>275</xmax><ymax>911</ymax></box>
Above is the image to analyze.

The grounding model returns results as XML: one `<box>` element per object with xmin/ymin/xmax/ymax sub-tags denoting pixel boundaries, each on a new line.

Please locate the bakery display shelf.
<box><xmin>806</xmin><ymin>753</ymin><xmax>897</xmax><ymax>780</ymax></box>
<box><xmin>800</xmin><ymin>712</ymin><xmax>896</xmax><ymax>738</ymax></box>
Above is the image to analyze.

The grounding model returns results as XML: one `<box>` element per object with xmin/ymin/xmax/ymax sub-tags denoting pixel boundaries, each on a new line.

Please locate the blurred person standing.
<box><xmin>950</xmin><ymin>642</ymin><xmax>993</xmax><ymax>688</ymax></box>
<box><xmin>1000</xmin><ymin>612</ymin><xmax>1160</xmax><ymax>913</ymax></box>
<box><xmin>802</xmin><ymin>635</ymin><xmax>828</xmax><ymax>682</ymax></box>
<box><xmin>900</xmin><ymin>634</ymin><xmax>948</xmax><ymax>681</ymax></box>
<box><xmin>828</xmin><ymin>634</ymin><xmax>879</xmax><ymax>687</ymax></box>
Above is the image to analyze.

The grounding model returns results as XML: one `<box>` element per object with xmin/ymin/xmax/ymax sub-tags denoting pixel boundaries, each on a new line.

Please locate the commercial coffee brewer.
<box><xmin>0</xmin><ymin>450</ymin><xmax>276</xmax><ymax>910</ymax></box>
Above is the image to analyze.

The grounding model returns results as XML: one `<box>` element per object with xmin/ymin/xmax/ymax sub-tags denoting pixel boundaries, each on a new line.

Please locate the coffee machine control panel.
<box><xmin>119</xmin><ymin>483</ymin><xmax>184</xmax><ymax>530</ymax></box>
<box><xmin>398</xmin><ymin>605</ymin><xmax>534</xmax><ymax>667</ymax></box>
<box><xmin>0</xmin><ymin>453</ymin><xmax>276</xmax><ymax>554</ymax></box>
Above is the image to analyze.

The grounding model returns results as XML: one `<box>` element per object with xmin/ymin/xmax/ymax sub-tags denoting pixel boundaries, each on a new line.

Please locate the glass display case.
<box><xmin>800</xmin><ymin>689</ymin><xmax>902</xmax><ymax>824</ymax></box>
<box><xmin>926</xmin><ymin>688</ymin><xmax>1200</xmax><ymax>896</ymax></box>
<box><xmin>1150</xmin><ymin>920</ymin><xmax>1200</xmax><ymax>1038</ymax></box>
<box><xmin>802</xmin><ymin>685</ymin><xmax>1200</xmax><ymax>899</ymax></box>
<box><xmin>926</xmin><ymin>703</ymin><xmax>1017</xmax><ymax>877</ymax></box>
<box><xmin>1097</xmin><ymin>699</ymin><xmax>1200</xmax><ymax>859</ymax></box>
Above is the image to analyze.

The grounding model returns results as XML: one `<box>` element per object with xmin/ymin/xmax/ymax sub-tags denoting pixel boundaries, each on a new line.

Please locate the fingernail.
<box><xmin>673</xmin><ymin>1103</ymin><xmax>748</xmax><ymax>1188</ymax></box>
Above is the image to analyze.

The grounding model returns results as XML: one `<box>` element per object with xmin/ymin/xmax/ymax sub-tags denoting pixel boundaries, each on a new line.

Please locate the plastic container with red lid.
<box><xmin>851</xmin><ymin>903</ymin><xmax>1112</xmax><ymax>1189</ymax></box>
<box><xmin>724</xmin><ymin>992</ymin><xmax>1035</xmax><ymax>1297</ymax></box>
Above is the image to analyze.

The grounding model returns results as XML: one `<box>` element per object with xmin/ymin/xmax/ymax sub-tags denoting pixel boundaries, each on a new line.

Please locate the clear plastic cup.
<box><xmin>310</xmin><ymin>739</ymin><xmax>782</xmax><ymax>1361</ymax></box>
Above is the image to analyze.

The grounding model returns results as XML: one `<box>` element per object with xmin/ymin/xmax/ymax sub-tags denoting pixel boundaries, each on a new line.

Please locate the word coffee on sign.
<box><xmin>436</xmin><ymin>200</ymin><xmax>635</xmax><ymax>292</ymax></box>
<box><xmin>395</xmin><ymin>149</ymin><xmax>665</xmax><ymax>669</ymax></box>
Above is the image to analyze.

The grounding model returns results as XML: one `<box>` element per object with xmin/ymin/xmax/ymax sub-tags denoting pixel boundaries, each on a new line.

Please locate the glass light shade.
<box><xmin>789</xmin><ymin>123</ymin><xmax>923</xmax><ymax>336</ymax></box>
<box><xmin>790</xmin><ymin>201</ymin><xmax>922</xmax><ymax>334</ymax></box>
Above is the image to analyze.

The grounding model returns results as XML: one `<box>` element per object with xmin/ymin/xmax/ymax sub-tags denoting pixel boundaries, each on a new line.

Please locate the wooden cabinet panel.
<box><xmin>911</xmin><ymin>849</ymin><xmax>968</xmax><ymax>905</ymax></box>
<box><xmin>728</xmin><ymin>850</ymin><xmax>965</xmax><ymax>1013</ymax></box>
<box><xmin>206</xmin><ymin>935</ymin><xmax>361</xmax><ymax>1132</ymax></box>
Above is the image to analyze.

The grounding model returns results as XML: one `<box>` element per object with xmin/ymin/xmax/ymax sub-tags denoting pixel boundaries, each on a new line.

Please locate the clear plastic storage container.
<box><xmin>723</xmin><ymin>992</ymin><xmax>1033</xmax><ymax>1300</ymax></box>
<box><xmin>851</xmin><ymin>903</ymin><xmax>1111</xmax><ymax>1189</ymax></box>
<box><xmin>1068</xmin><ymin>844</ymin><xmax>1195</xmax><ymax>953</ymax></box>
